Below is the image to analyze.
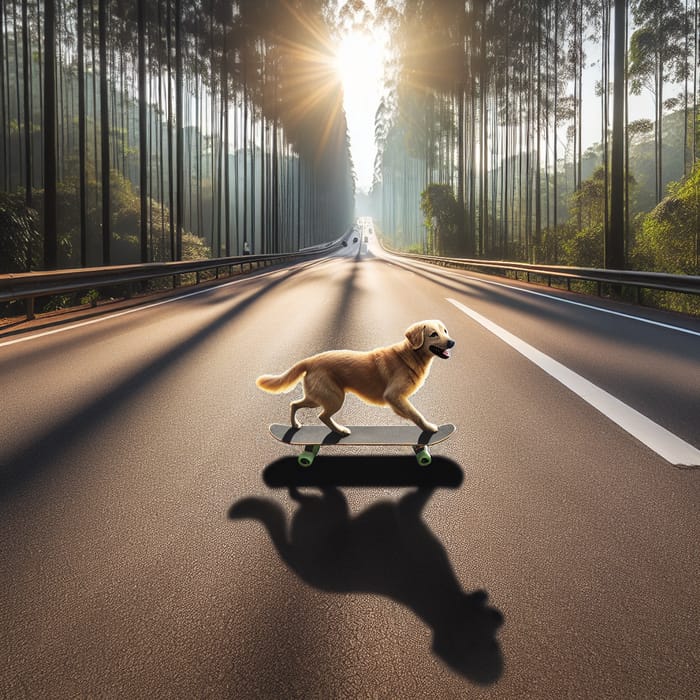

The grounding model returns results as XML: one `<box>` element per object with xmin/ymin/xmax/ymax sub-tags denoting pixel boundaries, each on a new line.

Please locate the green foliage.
<box><xmin>561</xmin><ymin>224</ymin><xmax>604</xmax><ymax>268</ymax></box>
<box><xmin>80</xmin><ymin>289</ymin><xmax>101</xmax><ymax>307</ymax></box>
<box><xmin>42</xmin><ymin>294</ymin><xmax>73</xmax><ymax>312</ymax></box>
<box><xmin>420</xmin><ymin>184</ymin><xmax>460</xmax><ymax>256</ymax></box>
<box><xmin>632</xmin><ymin>164</ymin><xmax>700</xmax><ymax>276</ymax></box>
<box><xmin>0</xmin><ymin>192</ymin><xmax>41</xmax><ymax>273</ymax></box>
<box><xmin>31</xmin><ymin>170</ymin><xmax>211</xmax><ymax>268</ymax></box>
<box><xmin>545</xmin><ymin>168</ymin><xmax>607</xmax><ymax>268</ymax></box>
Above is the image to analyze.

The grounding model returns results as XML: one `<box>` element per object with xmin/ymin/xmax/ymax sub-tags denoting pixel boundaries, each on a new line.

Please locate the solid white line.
<box><xmin>396</xmin><ymin>254</ymin><xmax>700</xmax><ymax>337</ymax></box>
<box><xmin>447</xmin><ymin>297</ymin><xmax>700</xmax><ymax>467</ymax></box>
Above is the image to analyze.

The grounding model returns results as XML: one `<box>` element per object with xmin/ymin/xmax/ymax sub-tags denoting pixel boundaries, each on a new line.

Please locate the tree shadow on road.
<box><xmin>229</xmin><ymin>484</ymin><xmax>504</xmax><ymax>684</ymax></box>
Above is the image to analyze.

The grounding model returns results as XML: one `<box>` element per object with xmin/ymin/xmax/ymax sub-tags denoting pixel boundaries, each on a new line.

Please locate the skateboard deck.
<box><xmin>269</xmin><ymin>423</ymin><xmax>455</xmax><ymax>467</ymax></box>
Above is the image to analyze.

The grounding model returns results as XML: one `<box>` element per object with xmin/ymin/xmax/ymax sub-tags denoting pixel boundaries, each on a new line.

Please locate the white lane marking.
<box><xmin>447</xmin><ymin>297</ymin><xmax>700</xmax><ymax>467</ymax></box>
<box><xmin>394</xmin><ymin>254</ymin><xmax>700</xmax><ymax>338</ymax></box>
<box><xmin>0</xmin><ymin>262</ymin><xmax>316</xmax><ymax>350</ymax></box>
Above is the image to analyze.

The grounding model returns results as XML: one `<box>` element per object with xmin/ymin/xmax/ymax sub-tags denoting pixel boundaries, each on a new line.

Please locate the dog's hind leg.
<box><xmin>314</xmin><ymin>386</ymin><xmax>351</xmax><ymax>435</ymax></box>
<box><xmin>318</xmin><ymin>404</ymin><xmax>351</xmax><ymax>435</ymax></box>
<box><xmin>290</xmin><ymin>395</ymin><xmax>318</xmax><ymax>428</ymax></box>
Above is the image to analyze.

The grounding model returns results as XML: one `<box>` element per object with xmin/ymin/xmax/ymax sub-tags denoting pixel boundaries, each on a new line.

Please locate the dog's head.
<box><xmin>404</xmin><ymin>320</ymin><xmax>455</xmax><ymax>359</ymax></box>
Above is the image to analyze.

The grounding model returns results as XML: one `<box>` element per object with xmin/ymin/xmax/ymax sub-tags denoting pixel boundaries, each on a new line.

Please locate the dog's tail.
<box><xmin>256</xmin><ymin>361</ymin><xmax>307</xmax><ymax>394</ymax></box>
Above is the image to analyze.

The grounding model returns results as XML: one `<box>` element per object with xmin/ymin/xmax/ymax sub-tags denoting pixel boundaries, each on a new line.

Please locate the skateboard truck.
<box><xmin>299</xmin><ymin>444</ymin><xmax>321</xmax><ymax>467</ymax></box>
<box><xmin>412</xmin><ymin>445</ymin><xmax>432</xmax><ymax>467</ymax></box>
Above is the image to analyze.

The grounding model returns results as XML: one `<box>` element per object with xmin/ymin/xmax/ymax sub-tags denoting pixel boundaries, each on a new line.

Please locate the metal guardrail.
<box><xmin>0</xmin><ymin>247</ymin><xmax>335</xmax><ymax>321</ymax></box>
<box><xmin>386</xmin><ymin>249</ymin><xmax>700</xmax><ymax>302</ymax></box>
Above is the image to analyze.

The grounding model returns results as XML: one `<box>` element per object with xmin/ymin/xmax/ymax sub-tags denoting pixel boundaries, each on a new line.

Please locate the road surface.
<box><xmin>1</xmin><ymin>232</ymin><xmax>699</xmax><ymax>698</ymax></box>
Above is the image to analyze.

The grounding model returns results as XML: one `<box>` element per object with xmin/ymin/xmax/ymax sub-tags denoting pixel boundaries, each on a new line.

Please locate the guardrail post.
<box><xmin>26</xmin><ymin>297</ymin><xmax>35</xmax><ymax>321</ymax></box>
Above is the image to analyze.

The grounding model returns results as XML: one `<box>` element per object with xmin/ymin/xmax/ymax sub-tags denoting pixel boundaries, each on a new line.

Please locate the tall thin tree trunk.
<box><xmin>609</xmin><ymin>0</ymin><xmax>626</xmax><ymax>269</ymax></box>
<box><xmin>175</xmin><ymin>0</ymin><xmax>183</xmax><ymax>260</ymax></box>
<box><xmin>138</xmin><ymin>0</ymin><xmax>148</xmax><ymax>262</ymax></box>
<box><xmin>99</xmin><ymin>0</ymin><xmax>111</xmax><ymax>264</ymax></box>
<box><xmin>553</xmin><ymin>0</ymin><xmax>559</xmax><ymax>248</ymax></box>
<box><xmin>77</xmin><ymin>0</ymin><xmax>87</xmax><ymax>265</ymax></box>
<box><xmin>0</xmin><ymin>0</ymin><xmax>6</xmax><ymax>191</ymax></box>
<box><xmin>21</xmin><ymin>0</ymin><xmax>32</xmax><ymax>205</ymax></box>
<box><xmin>43</xmin><ymin>0</ymin><xmax>57</xmax><ymax>269</ymax></box>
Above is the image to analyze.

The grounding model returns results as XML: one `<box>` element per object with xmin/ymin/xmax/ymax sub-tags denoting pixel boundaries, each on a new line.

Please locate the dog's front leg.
<box><xmin>384</xmin><ymin>392</ymin><xmax>438</xmax><ymax>433</ymax></box>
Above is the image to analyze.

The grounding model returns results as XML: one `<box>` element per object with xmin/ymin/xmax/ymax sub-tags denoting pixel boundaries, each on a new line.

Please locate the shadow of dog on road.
<box><xmin>229</xmin><ymin>487</ymin><xmax>503</xmax><ymax>683</ymax></box>
<box><xmin>261</xmin><ymin>455</ymin><xmax>464</xmax><ymax>489</ymax></box>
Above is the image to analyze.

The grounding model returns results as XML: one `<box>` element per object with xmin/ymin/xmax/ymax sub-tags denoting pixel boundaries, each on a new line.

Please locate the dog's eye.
<box><xmin>429</xmin><ymin>332</ymin><xmax>439</xmax><ymax>338</ymax></box>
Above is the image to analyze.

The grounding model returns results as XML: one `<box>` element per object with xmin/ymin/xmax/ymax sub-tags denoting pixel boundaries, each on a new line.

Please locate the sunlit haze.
<box><xmin>334</xmin><ymin>28</ymin><xmax>388</xmax><ymax>193</ymax></box>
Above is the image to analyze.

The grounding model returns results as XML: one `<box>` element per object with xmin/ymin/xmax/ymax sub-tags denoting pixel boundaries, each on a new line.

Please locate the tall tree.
<box><xmin>99</xmin><ymin>0</ymin><xmax>111</xmax><ymax>264</ymax></box>
<box><xmin>629</xmin><ymin>0</ymin><xmax>687</xmax><ymax>203</ymax></box>
<box><xmin>44</xmin><ymin>0</ymin><xmax>58</xmax><ymax>269</ymax></box>
<box><xmin>21</xmin><ymin>0</ymin><xmax>32</xmax><ymax>205</ymax></box>
<box><xmin>174</xmin><ymin>0</ymin><xmax>183</xmax><ymax>260</ymax></box>
<box><xmin>77</xmin><ymin>0</ymin><xmax>87</xmax><ymax>266</ymax></box>
<box><xmin>608</xmin><ymin>0</ymin><xmax>626</xmax><ymax>269</ymax></box>
<box><xmin>138</xmin><ymin>0</ymin><xmax>148</xmax><ymax>262</ymax></box>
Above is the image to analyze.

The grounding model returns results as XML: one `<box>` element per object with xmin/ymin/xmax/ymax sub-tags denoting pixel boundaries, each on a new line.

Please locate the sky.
<box><xmin>335</xmin><ymin>24</ymin><xmax>387</xmax><ymax>193</ymax></box>
<box><xmin>335</xmin><ymin>12</ymin><xmax>661</xmax><ymax>196</ymax></box>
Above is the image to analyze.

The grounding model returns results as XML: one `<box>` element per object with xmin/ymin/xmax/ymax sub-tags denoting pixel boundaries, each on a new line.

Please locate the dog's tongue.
<box><xmin>442</xmin><ymin>348</ymin><xmax>450</xmax><ymax>358</ymax></box>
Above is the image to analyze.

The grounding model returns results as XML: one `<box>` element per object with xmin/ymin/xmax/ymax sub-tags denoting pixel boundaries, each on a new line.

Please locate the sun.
<box><xmin>333</xmin><ymin>28</ymin><xmax>387</xmax><ymax>191</ymax></box>
<box><xmin>333</xmin><ymin>29</ymin><xmax>384</xmax><ymax>101</ymax></box>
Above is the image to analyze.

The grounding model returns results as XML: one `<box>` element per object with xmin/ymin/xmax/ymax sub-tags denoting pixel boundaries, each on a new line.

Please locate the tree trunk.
<box><xmin>175</xmin><ymin>0</ymin><xmax>183</xmax><ymax>260</ymax></box>
<box><xmin>0</xmin><ymin>0</ymin><xmax>6</xmax><ymax>191</ymax></box>
<box><xmin>99</xmin><ymin>0</ymin><xmax>111</xmax><ymax>265</ymax></box>
<box><xmin>21</xmin><ymin>0</ymin><xmax>32</xmax><ymax>205</ymax></box>
<box><xmin>43</xmin><ymin>0</ymin><xmax>57</xmax><ymax>269</ymax></box>
<box><xmin>609</xmin><ymin>0</ymin><xmax>626</xmax><ymax>269</ymax></box>
<box><xmin>77</xmin><ymin>0</ymin><xmax>87</xmax><ymax>265</ymax></box>
<box><xmin>138</xmin><ymin>0</ymin><xmax>148</xmax><ymax>262</ymax></box>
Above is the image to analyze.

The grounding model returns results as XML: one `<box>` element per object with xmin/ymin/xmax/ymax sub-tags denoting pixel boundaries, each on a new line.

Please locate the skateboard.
<box><xmin>269</xmin><ymin>423</ymin><xmax>456</xmax><ymax>467</ymax></box>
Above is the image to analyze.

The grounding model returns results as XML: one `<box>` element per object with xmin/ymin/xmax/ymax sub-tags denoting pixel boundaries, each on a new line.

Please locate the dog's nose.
<box><xmin>447</xmin><ymin>339</ymin><xmax>455</xmax><ymax>348</ymax></box>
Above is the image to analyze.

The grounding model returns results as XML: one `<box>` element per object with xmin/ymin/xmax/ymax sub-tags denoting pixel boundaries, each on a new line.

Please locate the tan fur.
<box><xmin>256</xmin><ymin>320</ymin><xmax>455</xmax><ymax>435</ymax></box>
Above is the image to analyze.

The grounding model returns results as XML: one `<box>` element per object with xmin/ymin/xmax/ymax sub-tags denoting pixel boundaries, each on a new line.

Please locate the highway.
<box><xmin>1</xmin><ymin>231</ymin><xmax>699</xmax><ymax>699</ymax></box>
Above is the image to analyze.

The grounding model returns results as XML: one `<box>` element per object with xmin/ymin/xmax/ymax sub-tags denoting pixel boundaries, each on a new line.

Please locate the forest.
<box><xmin>0</xmin><ymin>0</ymin><xmax>355</xmax><ymax>272</ymax></box>
<box><xmin>0</xmin><ymin>0</ymin><xmax>699</xmax><ymax>312</ymax></box>
<box><xmin>368</xmin><ymin>0</ymin><xmax>699</xmax><ymax>292</ymax></box>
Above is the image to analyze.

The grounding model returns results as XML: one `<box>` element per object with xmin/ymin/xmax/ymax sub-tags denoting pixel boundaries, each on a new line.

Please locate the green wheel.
<box><xmin>414</xmin><ymin>447</ymin><xmax>432</xmax><ymax>466</ymax></box>
<box><xmin>298</xmin><ymin>444</ymin><xmax>320</xmax><ymax>467</ymax></box>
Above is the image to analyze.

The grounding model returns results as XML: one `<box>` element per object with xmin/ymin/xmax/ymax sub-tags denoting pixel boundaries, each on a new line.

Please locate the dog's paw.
<box><xmin>423</xmin><ymin>422</ymin><xmax>439</xmax><ymax>433</ymax></box>
<box><xmin>334</xmin><ymin>425</ymin><xmax>352</xmax><ymax>436</ymax></box>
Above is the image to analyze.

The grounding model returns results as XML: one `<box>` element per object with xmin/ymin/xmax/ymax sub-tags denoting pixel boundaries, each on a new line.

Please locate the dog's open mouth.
<box><xmin>429</xmin><ymin>345</ymin><xmax>451</xmax><ymax>359</ymax></box>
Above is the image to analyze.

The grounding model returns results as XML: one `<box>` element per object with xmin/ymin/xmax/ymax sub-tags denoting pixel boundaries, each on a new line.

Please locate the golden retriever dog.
<box><xmin>256</xmin><ymin>320</ymin><xmax>455</xmax><ymax>435</ymax></box>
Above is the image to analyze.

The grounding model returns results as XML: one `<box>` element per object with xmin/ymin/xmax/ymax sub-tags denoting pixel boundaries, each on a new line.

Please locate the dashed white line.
<box><xmin>447</xmin><ymin>297</ymin><xmax>700</xmax><ymax>467</ymax></box>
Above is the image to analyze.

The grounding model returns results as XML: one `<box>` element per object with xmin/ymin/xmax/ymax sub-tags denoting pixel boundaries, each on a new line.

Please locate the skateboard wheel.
<box><xmin>298</xmin><ymin>444</ymin><xmax>320</xmax><ymax>467</ymax></box>
<box><xmin>415</xmin><ymin>447</ymin><xmax>432</xmax><ymax>466</ymax></box>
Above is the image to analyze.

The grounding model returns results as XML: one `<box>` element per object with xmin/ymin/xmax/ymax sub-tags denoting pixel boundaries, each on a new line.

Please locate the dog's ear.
<box><xmin>405</xmin><ymin>322</ymin><xmax>425</xmax><ymax>349</ymax></box>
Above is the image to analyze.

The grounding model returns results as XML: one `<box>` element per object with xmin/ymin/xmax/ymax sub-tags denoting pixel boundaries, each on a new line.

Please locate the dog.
<box><xmin>256</xmin><ymin>320</ymin><xmax>455</xmax><ymax>435</ymax></box>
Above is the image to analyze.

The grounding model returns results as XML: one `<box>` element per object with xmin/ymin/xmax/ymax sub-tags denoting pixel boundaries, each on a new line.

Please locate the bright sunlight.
<box><xmin>333</xmin><ymin>28</ymin><xmax>388</xmax><ymax>193</ymax></box>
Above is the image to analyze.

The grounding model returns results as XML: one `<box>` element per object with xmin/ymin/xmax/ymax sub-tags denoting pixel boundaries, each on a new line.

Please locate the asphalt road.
<box><xmin>1</xmin><ymin>232</ymin><xmax>699</xmax><ymax>699</ymax></box>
